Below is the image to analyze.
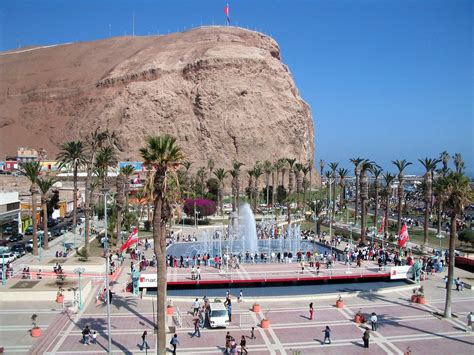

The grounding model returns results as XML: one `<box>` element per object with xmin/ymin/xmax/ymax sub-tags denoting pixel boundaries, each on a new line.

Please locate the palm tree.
<box><xmin>319</xmin><ymin>159</ymin><xmax>325</xmax><ymax>179</ymax></box>
<box><xmin>279</xmin><ymin>158</ymin><xmax>288</xmax><ymax>189</ymax></box>
<box><xmin>324</xmin><ymin>171</ymin><xmax>332</xmax><ymax>209</ymax></box>
<box><xmin>115</xmin><ymin>172</ymin><xmax>125</xmax><ymax>247</ymax></box>
<box><xmin>253</xmin><ymin>165</ymin><xmax>263</xmax><ymax>212</ymax></box>
<box><xmin>286</xmin><ymin>158</ymin><xmax>297</xmax><ymax>223</ymax></box>
<box><xmin>418</xmin><ymin>158</ymin><xmax>440</xmax><ymax>249</ymax></box>
<box><xmin>213</xmin><ymin>168</ymin><xmax>228</xmax><ymax>217</ymax></box>
<box><xmin>36</xmin><ymin>177</ymin><xmax>57</xmax><ymax>251</ymax></box>
<box><xmin>359</xmin><ymin>160</ymin><xmax>374</xmax><ymax>243</ymax></box>
<box><xmin>328</xmin><ymin>162</ymin><xmax>339</xmax><ymax>221</ymax></box>
<box><xmin>139</xmin><ymin>134</ymin><xmax>184</xmax><ymax>352</ymax></box>
<box><xmin>196</xmin><ymin>167</ymin><xmax>207</xmax><ymax>196</ymax></box>
<box><xmin>382</xmin><ymin>172</ymin><xmax>396</xmax><ymax>236</ymax></box>
<box><xmin>308</xmin><ymin>200</ymin><xmax>325</xmax><ymax>237</ymax></box>
<box><xmin>83</xmin><ymin>129</ymin><xmax>120</xmax><ymax>254</ymax></box>
<box><xmin>453</xmin><ymin>153</ymin><xmax>464</xmax><ymax>174</ymax></box>
<box><xmin>20</xmin><ymin>162</ymin><xmax>41</xmax><ymax>256</ymax></box>
<box><xmin>392</xmin><ymin>159</ymin><xmax>413</xmax><ymax>235</ymax></box>
<box><xmin>263</xmin><ymin>160</ymin><xmax>273</xmax><ymax>206</ymax></box>
<box><xmin>294</xmin><ymin>162</ymin><xmax>304</xmax><ymax>209</ymax></box>
<box><xmin>350</xmin><ymin>157</ymin><xmax>364</xmax><ymax>225</ymax></box>
<box><xmin>246</xmin><ymin>169</ymin><xmax>254</xmax><ymax>208</ymax></box>
<box><xmin>95</xmin><ymin>146</ymin><xmax>117</xmax><ymax>191</ymax></box>
<box><xmin>274</xmin><ymin>159</ymin><xmax>286</xmax><ymax>204</ymax></box>
<box><xmin>120</xmin><ymin>164</ymin><xmax>135</xmax><ymax>212</ymax></box>
<box><xmin>371</xmin><ymin>165</ymin><xmax>383</xmax><ymax>228</ymax></box>
<box><xmin>307</xmin><ymin>159</ymin><xmax>313</xmax><ymax>195</ymax></box>
<box><xmin>440</xmin><ymin>151</ymin><xmax>450</xmax><ymax>170</ymax></box>
<box><xmin>439</xmin><ymin>172</ymin><xmax>472</xmax><ymax>318</ymax></box>
<box><xmin>301</xmin><ymin>165</ymin><xmax>310</xmax><ymax>209</ymax></box>
<box><xmin>207</xmin><ymin>158</ymin><xmax>215</xmax><ymax>177</ymax></box>
<box><xmin>434</xmin><ymin>167</ymin><xmax>449</xmax><ymax>235</ymax></box>
<box><xmin>56</xmin><ymin>141</ymin><xmax>87</xmax><ymax>229</ymax></box>
<box><xmin>231</xmin><ymin>160</ymin><xmax>244</xmax><ymax>212</ymax></box>
<box><xmin>337</xmin><ymin>168</ymin><xmax>349</xmax><ymax>211</ymax></box>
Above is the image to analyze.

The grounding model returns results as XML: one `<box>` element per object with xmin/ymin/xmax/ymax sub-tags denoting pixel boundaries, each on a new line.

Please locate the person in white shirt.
<box><xmin>370</xmin><ymin>312</ymin><xmax>378</xmax><ymax>331</ymax></box>
<box><xmin>192</xmin><ymin>298</ymin><xmax>200</xmax><ymax>316</ymax></box>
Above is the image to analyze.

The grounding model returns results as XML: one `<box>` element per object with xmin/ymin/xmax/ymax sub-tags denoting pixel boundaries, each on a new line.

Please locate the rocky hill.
<box><xmin>0</xmin><ymin>26</ymin><xmax>314</xmax><ymax>169</ymax></box>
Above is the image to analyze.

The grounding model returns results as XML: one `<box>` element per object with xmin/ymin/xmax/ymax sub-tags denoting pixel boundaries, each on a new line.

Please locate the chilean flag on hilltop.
<box><xmin>378</xmin><ymin>217</ymin><xmax>385</xmax><ymax>234</ymax></box>
<box><xmin>224</xmin><ymin>2</ymin><xmax>230</xmax><ymax>25</ymax></box>
<box><xmin>120</xmin><ymin>227</ymin><xmax>139</xmax><ymax>253</ymax></box>
<box><xmin>398</xmin><ymin>223</ymin><xmax>409</xmax><ymax>248</ymax></box>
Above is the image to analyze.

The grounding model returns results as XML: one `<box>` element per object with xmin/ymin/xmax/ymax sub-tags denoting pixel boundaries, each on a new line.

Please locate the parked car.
<box><xmin>3</xmin><ymin>226</ymin><xmax>13</xmax><ymax>235</ymax></box>
<box><xmin>7</xmin><ymin>234</ymin><xmax>23</xmax><ymax>243</ymax></box>
<box><xmin>38</xmin><ymin>230</ymin><xmax>53</xmax><ymax>241</ymax></box>
<box><xmin>0</xmin><ymin>252</ymin><xmax>16</xmax><ymax>263</ymax></box>
<box><xmin>24</xmin><ymin>226</ymin><xmax>33</xmax><ymax>235</ymax></box>
<box><xmin>11</xmin><ymin>244</ymin><xmax>26</xmax><ymax>257</ymax></box>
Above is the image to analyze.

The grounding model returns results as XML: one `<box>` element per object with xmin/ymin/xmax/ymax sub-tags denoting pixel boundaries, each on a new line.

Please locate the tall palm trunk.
<box><xmin>354</xmin><ymin>172</ymin><xmax>360</xmax><ymax>224</ymax></box>
<box><xmin>397</xmin><ymin>180</ymin><xmax>404</xmax><ymax>235</ymax></box>
<box><xmin>84</xmin><ymin>159</ymin><xmax>94</xmax><ymax>254</ymax></box>
<box><xmin>374</xmin><ymin>182</ymin><xmax>379</xmax><ymax>228</ymax></box>
<box><xmin>281</xmin><ymin>169</ymin><xmax>286</xmax><ymax>189</ymax></box>
<box><xmin>236</xmin><ymin>172</ymin><xmax>241</xmax><ymax>211</ymax></box>
<box><xmin>437</xmin><ymin>201</ymin><xmax>442</xmax><ymax>235</ymax></box>
<box><xmin>444</xmin><ymin>213</ymin><xmax>456</xmax><ymax>318</ymax></box>
<box><xmin>42</xmin><ymin>194</ymin><xmax>49</xmax><ymax>250</ymax></box>
<box><xmin>360</xmin><ymin>173</ymin><xmax>368</xmax><ymax>244</ymax></box>
<box><xmin>231</xmin><ymin>177</ymin><xmax>237</xmax><ymax>212</ymax></box>
<box><xmin>423</xmin><ymin>173</ymin><xmax>432</xmax><ymax>247</ymax></box>
<box><xmin>271</xmin><ymin>171</ymin><xmax>275</xmax><ymax>207</ymax></box>
<box><xmin>153</xmin><ymin>190</ymin><xmax>167</xmax><ymax>351</ymax></box>
<box><xmin>384</xmin><ymin>194</ymin><xmax>390</xmax><ymax>235</ymax></box>
<box><xmin>72</xmin><ymin>165</ymin><xmax>78</xmax><ymax>228</ymax></box>
<box><xmin>31</xmin><ymin>185</ymin><xmax>39</xmax><ymax>256</ymax></box>
<box><xmin>219</xmin><ymin>184</ymin><xmax>224</xmax><ymax>218</ymax></box>
<box><xmin>331</xmin><ymin>179</ymin><xmax>336</xmax><ymax>222</ymax></box>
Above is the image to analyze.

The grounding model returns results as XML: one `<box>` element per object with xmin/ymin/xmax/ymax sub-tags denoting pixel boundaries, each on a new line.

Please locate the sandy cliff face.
<box><xmin>0</xmin><ymin>27</ymin><xmax>314</xmax><ymax>169</ymax></box>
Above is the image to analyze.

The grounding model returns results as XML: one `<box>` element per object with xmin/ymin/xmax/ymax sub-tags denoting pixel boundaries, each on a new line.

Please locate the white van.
<box><xmin>208</xmin><ymin>302</ymin><xmax>229</xmax><ymax>328</ymax></box>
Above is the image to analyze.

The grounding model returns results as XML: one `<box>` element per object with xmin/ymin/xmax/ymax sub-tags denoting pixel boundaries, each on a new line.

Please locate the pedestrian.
<box><xmin>238</xmin><ymin>289</ymin><xmax>243</xmax><ymax>303</ymax></box>
<box><xmin>322</xmin><ymin>326</ymin><xmax>331</xmax><ymax>344</ymax></box>
<box><xmin>455</xmin><ymin>277</ymin><xmax>462</xmax><ymax>291</ymax></box>
<box><xmin>370</xmin><ymin>312</ymin><xmax>378</xmax><ymax>331</ymax></box>
<box><xmin>192</xmin><ymin>298</ymin><xmax>200</xmax><ymax>316</ymax></box>
<box><xmin>91</xmin><ymin>331</ymin><xmax>97</xmax><ymax>344</ymax></box>
<box><xmin>467</xmin><ymin>311</ymin><xmax>474</xmax><ymax>332</ymax></box>
<box><xmin>240</xmin><ymin>335</ymin><xmax>248</xmax><ymax>354</ymax></box>
<box><xmin>170</xmin><ymin>333</ymin><xmax>179</xmax><ymax>355</ymax></box>
<box><xmin>140</xmin><ymin>330</ymin><xmax>150</xmax><ymax>350</ymax></box>
<box><xmin>250</xmin><ymin>326</ymin><xmax>256</xmax><ymax>339</ymax></box>
<box><xmin>192</xmin><ymin>317</ymin><xmax>201</xmax><ymax>337</ymax></box>
<box><xmin>362</xmin><ymin>328</ymin><xmax>370</xmax><ymax>348</ymax></box>
<box><xmin>108</xmin><ymin>289</ymin><xmax>113</xmax><ymax>303</ymax></box>
<box><xmin>309</xmin><ymin>302</ymin><xmax>314</xmax><ymax>320</ymax></box>
<box><xmin>225</xmin><ymin>332</ymin><xmax>233</xmax><ymax>354</ymax></box>
<box><xmin>227</xmin><ymin>302</ymin><xmax>233</xmax><ymax>323</ymax></box>
<box><xmin>82</xmin><ymin>325</ymin><xmax>91</xmax><ymax>345</ymax></box>
<box><xmin>197</xmin><ymin>266</ymin><xmax>201</xmax><ymax>280</ymax></box>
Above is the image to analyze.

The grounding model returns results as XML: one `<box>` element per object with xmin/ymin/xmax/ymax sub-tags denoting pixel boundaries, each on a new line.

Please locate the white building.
<box><xmin>0</xmin><ymin>192</ymin><xmax>21</xmax><ymax>240</ymax></box>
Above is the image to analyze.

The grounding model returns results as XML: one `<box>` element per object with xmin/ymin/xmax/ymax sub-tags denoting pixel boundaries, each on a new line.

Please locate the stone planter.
<box><xmin>252</xmin><ymin>304</ymin><xmax>261</xmax><ymax>313</ymax></box>
<box><xmin>336</xmin><ymin>300</ymin><xmax>344</xmax><ymax>308</ymax></box>
<box><xmin>166</xmin><ymin>306</ymin><xmax>174</xmax><ymax>315</ymax></box>
<box><xmin>31</xmin><ymin>327</ymin><xmax>41</xmax><ymax>337</ymax></box>
<box><xmin>260</xmin><ymin>319</ymin><xmax>270</xmax><ymax>329</ymax></box>
<box><xmin>411</xmin><ymin>294</ymin><xmax>418</xmax><ymax>303</ymax></box>
<box><xmin>354</xmin><ymin>314</ymin><xmax>364</xmax><ymax>324</ymax></box>
<box><xmin>417</xmin><ymin>296</ymin><xmax>426</xmax><ymax>305</ymax></box>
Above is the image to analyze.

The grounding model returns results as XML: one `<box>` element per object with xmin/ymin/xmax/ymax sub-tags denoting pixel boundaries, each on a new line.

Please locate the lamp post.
<box><xmin>349</xmin><ymin>221</ymin><xmax>354</xmax><ymax>248</ymax></box>
<box><xmin>328</xmin><ymin>179</ymin><xmax>334</xmax><ymax>255</ymax></box>
<box><xmin>102</xmin><ymin>188</ymin><xmax>112</xmax><ymax>353</ymax></box>
<box><xmin>73</xmin><ymin>267</ymin><xmax>85</xmax><ymax>310</ymax></box>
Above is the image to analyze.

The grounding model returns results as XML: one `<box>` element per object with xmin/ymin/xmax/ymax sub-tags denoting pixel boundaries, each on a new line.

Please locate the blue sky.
<box><xmin>1</xmin><ymin>0</ymin><xmax>472</xmax><ymax>175</ymax></box>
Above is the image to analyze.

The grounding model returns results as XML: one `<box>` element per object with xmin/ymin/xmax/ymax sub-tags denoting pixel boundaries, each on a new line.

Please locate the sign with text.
<box><xmin>138</xmin><ymin>274</ymin><xmax>158</xmax><ymax>288</ymax></box>
<box><xmin>389</xmin><ymin>265</ymin><xmax>412</xmax><ymax>280</ymax></box>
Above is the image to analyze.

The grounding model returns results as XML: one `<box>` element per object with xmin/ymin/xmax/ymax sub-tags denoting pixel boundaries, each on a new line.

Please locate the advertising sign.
<box><xmin>138</xmin><ymin>274</ymin><xmax>157</xmax><ymax>288</ymax></box>
<box><xmin>389</xmin><ymin>265</ymin><xmax>412</xmax><ymax>280</ymax></box>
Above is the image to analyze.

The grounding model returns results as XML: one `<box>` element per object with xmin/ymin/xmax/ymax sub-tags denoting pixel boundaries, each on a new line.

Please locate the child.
<box><xmin>238</xmin><ymin>289</ymin><xmax>243</xmax><ymax>303</ymax></box>
<box><xmin>91</xmin><ymin>331</ymin><xmax>97</xmax><ymax>344</ymax></box>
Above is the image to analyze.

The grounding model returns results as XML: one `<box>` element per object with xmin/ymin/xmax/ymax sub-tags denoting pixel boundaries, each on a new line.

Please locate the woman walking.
<box><xmin>362</xmin><ymin>328</ymin><xmax>370</xmax><ymax>348</ymax></box>
<box><xmin>309</xmin><ymin>302</ymin><xmax>314</xmax><ymax>320</ymax></box>
<box><xmin>240</xmin><ymin>335</ymin><xmax>248</xmax><ymax>354</ymax></box>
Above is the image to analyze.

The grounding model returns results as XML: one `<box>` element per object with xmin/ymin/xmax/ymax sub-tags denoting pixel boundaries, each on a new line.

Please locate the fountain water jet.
<box><xmin>238</xmin><ymin>203</ymin><xmax>259</xmax><ymax>256</ymax></box>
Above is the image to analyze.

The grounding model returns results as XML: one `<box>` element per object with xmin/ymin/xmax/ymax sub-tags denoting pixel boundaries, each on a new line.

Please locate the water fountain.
<box><xmin>238</xmin><ymin>203</ymin><xmax>259</xmax><ymax>256</ymax></box>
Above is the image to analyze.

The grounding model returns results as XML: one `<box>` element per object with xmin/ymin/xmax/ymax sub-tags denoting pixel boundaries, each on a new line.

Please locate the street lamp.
<box><xmin>101</xmin><ymin>188</ymin><xmax>112</xmax><ymax>353</ymax></box>
<box><xmin>328</xmin><ymin>179</ymin><xmax>334</xmax><ymax>255</ymax></box>
<box><xmin>73</xmin><ymin>267</ymin><xmax>85</xmax><ymax>310</ymax></box>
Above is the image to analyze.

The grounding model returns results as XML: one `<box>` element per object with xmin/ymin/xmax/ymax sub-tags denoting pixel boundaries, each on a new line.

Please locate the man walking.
<box><xmin>192</xmin><ymin>298</ymin><xmax>200</xmax><ymax>316</ymax></box>
<box><xmin>140</xmin><ymin>330</ymin><xmax>150</xmax><ymax>350</ymax></box>
<box><xmin>362</xmin><ymin>328</ymin><xmax>370</xmax><ymax>348</ymax></box>
<box><xmin>192</xmin><ymin>317</ymin><xmax>201</xmax><ymax>337</ymax></box>
<box><xmin>322</xmin><ymin>326</ymin><xmax>331</xmax><ymax>344</ymax></box>
<box><xmin>170</xmin><ymin>333</ymin><xmax>179</xmax><ymax>355</ymax></box>
<box><xmin>370</xmin><ymin>312</ymin><xmax>378</xmax><ymax>331</ymax></box>
<box><xmin>82</xmin><ymin>325</ymin><xmax>91</xmax><ymax>345</ymax></box>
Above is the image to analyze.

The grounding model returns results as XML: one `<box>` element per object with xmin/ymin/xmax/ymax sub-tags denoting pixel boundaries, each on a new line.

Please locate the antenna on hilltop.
<box><xmin>132</xmin><ymin>13</ymin><xmax>135</xmax><ymax>36</ymax></box>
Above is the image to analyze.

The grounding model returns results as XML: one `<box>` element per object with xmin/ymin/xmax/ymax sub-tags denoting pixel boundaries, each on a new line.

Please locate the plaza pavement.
<box><xmin>1</xmin><ymin>252</ymin><xmax>473</xmax><ymax>354</ymax></box>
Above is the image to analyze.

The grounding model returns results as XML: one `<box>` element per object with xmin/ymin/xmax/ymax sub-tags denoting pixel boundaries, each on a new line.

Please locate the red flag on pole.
<box><xmin>398</xmin><ymin>223</ymin><xmax>409</xmax><ymax>248</ymax></box>
<box><xmin>378</xmin><ymin>217</ymin><xmax>385</xmax><ymax>234</ymax></box>
<box><xmin>120</xmin><ymin>227</ymin><xmax>139</xmax><ymax>252</ymax></box>
<box><xmin>224</xmin><ymin>2</ymin><xmax>230</xmax><ymax>25</ymax></box>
